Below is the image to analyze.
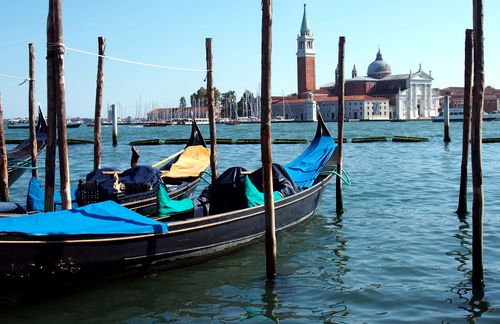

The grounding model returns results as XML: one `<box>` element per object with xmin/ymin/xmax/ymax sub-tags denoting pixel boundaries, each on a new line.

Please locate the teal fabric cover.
<box><xmin>245</xmin><ymin>176</ymin><xmax>282</xmax><ymax>207</ymax></box>
<box><xmin>0</xmin><ymin>200</ymin><xmax>167</xmax><ymax>236</ymax></box>
<box><xmin>157</xmin><ymin>183</ymin><xmax>194</xmax><ymax>217</ymax></box>
<box><xmin>284</xmin><ymin>136</ymin><xmax>335</xmax><ymax>189</ymax></box>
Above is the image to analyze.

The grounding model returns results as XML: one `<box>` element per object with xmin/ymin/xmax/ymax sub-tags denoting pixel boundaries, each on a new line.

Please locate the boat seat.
<box><xmin>0</xmin><ymin>202</ymin><xmax>27</xmax><ymax>215</ymax></box>
<box><xmin>161</xmin><ymin>145</ymin><xmax>210</xmax><ymax>179</ymax></box>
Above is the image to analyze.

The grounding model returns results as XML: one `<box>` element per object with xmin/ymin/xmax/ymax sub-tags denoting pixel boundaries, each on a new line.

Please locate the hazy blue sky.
<box><xmin>0</xmin><ymin>0</ymin><xmax>498</xmax><ymax>118</ymax></box>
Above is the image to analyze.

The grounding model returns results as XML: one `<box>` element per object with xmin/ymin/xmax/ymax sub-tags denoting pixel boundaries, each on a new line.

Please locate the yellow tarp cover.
<box><xmin>161</xmin><ymin>145</ymin><xmax>210</xmax><ymax>178</ymax></box>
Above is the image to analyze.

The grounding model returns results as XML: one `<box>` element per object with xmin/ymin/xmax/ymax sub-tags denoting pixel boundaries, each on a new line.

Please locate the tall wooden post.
<box><xmin>45</xmin><ymin>0</ymin><xmax>58</xmax><ymax>211</ymax></box>
<box><xmin>443</xmin><ymin>96</ymin><xmax>451</xmax><ymax>142</ymax></box>
<box><xmin>205</xmin><ymin>38</ymin><xmax>218</xmax><ymax>182</ymax></box>
<box><xmin>28</xmin><ymin>43</ymin><xmax>38</xmax><ymax>178</ymax></box>
<box><xmin>336</xmin><ymin>36</ymin><xmax>345</xmax><ymax>215</ymax></box>
<box><xmin>94</xmin><ymin>36</ymin><xmax>105</xmax><ymax>170</ymax></box>
<box><xmin>111</xmin><ymin>104</ymin><xmax>118</xmax><ymax>147</ymax></box>
<box><xmin>471</xmin><ymin>0</ymin><xmax>485</xmax><ymax>298</ymax></box>
<box><xmin>50</xmin><ymin>0</ymin><xmax>71</xmax><ymax>210</ymax></box>
<box><xmin>261</xmin><ymin>0</ymin><xmax>276</xmax><ymax>279</ymax></box>
<box><xmin>0</xmin><ymin>94</ymin><xmax>9</xmax><ymax>202</ymax></box>
<box><xmin>456</xmin><ymin>29</ymin><xmax>473</xmax><ymax>217</ymax></box>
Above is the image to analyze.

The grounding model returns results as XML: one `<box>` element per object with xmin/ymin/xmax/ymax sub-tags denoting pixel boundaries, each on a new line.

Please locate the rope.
<box><xmin>0</xmin><ymin>73</ymin><xmax>32</xmax><ymax>85</ymax></box>
<box><xmin>200</xmin><ymin>171</ymin><xmax>212</xmax><ymax>185</ymax></box>
<box><xmin>47</xmin><ymin>42</ymin><xmax>208</xmax><ymax>72</ymax></box>
<box><xmin>320</xmin><ymin>167</ymin><xmax>351</xmax><ymax>186</ymax></box>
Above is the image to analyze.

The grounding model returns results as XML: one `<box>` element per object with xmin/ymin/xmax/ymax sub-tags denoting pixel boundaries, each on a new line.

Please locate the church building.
<box><xmin>272</xmin><ymin>4</ymin><xmax>441</xmax><ymax>121</ymax></box>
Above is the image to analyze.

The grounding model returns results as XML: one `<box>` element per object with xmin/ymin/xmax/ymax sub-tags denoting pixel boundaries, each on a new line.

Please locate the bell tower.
<box><xmin>297</xmin><ymin>4</ymin><xmax>316</xmax><ymax>98</ymax></box>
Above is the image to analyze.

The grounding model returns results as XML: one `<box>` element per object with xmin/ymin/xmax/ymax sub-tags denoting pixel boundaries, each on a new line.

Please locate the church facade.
<box><xmin>272</xmin><ymin>5</ymin><xmax>441</xmax><ymax>121</ymax></box>
<box><xmin>323</xmin><ymin>50</ymin><xmax>441</xmax><ymax>120</ymax></box>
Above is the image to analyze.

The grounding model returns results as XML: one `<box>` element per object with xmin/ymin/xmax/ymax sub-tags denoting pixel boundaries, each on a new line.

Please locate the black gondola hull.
<box><xmin>0</xmin><ymin>174</ymin><xmax>332</xmax><ymax>287</ymax></box>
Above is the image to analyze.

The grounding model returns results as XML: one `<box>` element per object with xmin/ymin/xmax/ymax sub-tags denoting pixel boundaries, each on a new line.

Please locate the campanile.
<box><xmin>297</xmin><ymin>4</ymin><xmax>316</xmax><ymax>98</ymax></box>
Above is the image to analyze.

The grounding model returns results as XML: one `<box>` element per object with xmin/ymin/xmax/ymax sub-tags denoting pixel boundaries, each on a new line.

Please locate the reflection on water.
<box><xmin>447</xmin><ymin>218</ymin><xmax>492</xmax><ymax>321</ymax></box>
<box><xmin>262</xmin><ymin>280</ymin><xmax>279</xmax><ymax>323</ymax></box>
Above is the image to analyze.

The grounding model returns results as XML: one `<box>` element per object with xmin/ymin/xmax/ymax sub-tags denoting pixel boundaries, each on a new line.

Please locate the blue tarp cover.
<box><xmin>27</xmin><ymin>177</ymin><xmax>78</xmax><ymax>212</ymax></box>
<box><xmin>0</xmin><ymin>200</ymin><xmax>167</xmax><ymax>236</ymax></box>
<box><xmin>284</xmin><ymin>136</ymin><xmax>336</xmax><ymax>189</ymax></box>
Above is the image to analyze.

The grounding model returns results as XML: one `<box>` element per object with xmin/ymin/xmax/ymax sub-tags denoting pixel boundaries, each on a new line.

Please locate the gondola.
<box><xmin>7</xmin><ymin>109</ymin><xmax>47</xmax><ymax>187</ymax></box>
<box><xmin>0</xmin><ymin>113</ymin><xmax>341</xmax><ymax>289</ymax></box>
<box><xmin>27</xmin><ymin>118</ymin><xmax>210</xmax><ymax>215</ymax></box>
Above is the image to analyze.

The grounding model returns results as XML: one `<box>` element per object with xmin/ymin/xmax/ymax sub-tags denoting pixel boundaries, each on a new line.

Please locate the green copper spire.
<box><xmin>300</xmin><ymin>4</ymin><xmax>310</xmax><ymax>35</ymax></box>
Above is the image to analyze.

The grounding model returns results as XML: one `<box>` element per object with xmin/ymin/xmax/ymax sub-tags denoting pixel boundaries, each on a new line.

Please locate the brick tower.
<box><xmin>297</xmin><ymin>4</ymin><xmax>316</xmax><ymax>99</ymax></box>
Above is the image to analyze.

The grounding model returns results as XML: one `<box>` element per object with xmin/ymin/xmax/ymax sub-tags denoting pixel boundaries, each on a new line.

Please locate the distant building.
<box><xmin>296</xmin><ymin>4</ymin><xmax>316</xmax><ymax>99</ymax></box>
<box><xmin>322</xmin><ymin>51</ymin><xmax>441</xmax><ymax>120</ymax></box>
<box><xmin>273</xmin><ymin>4</ymin><xmax>439</xmax><ymax>121</ymax></box>
<box><xmin>272</xmin><ymin>93</ymin><xmax>390</xmax><ymax>122</ymax></box>
<box><xmin>439</xmin><ymin>86</ymin><xmax>500</xmax><ymax>113</ymax></box>
<box><xmin>147</xmin><ymin>106</ymin><xmax>214</xmax><ymax>121</ymax></box>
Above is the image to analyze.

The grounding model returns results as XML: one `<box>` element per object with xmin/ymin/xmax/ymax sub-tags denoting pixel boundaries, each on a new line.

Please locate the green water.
<box><xmin>2</xmin><ymin>121</ymin><xmax>500</xmax><ymax>323</ymax></box>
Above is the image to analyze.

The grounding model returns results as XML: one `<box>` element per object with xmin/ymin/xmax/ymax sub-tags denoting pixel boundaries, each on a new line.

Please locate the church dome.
<box><xmin>367</xmin><ymin>50</ymin><xmax>391</xmax><ymax>79</ymax></box>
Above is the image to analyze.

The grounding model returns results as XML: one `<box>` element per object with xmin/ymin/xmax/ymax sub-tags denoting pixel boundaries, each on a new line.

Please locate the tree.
<box><xmin>179</xmin><ymin>96</ymin><xmax>187</xmax><ymax>108</ymax></box>
<box><xmin>220</xmin><ymin>90</ymin><xmax>237</xmax><ymax>118</ymax></box>
<box><xmin>238</xmin><ymin>90</ymin><xmax>255</xmax><ymax>117</ymax></box>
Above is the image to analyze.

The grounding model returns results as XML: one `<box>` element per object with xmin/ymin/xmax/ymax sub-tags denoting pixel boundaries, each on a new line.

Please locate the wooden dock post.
<box><xmin>443</xmin><ymin>96</ymin><xmax>451</xmax><ymax>142</ymax></box>
<box><xmin>94</xmin><ymin>36</ymin><xmax>105</xmax><ymax>170</ymax></box>
<box><xmin>111</xmin><ymin>104</ymin><xmax>118</xmax><ymax>147</ymax></box>
<box><xmin>205</xmin><ymin>38</ymin><xmax>218</xmax><ymax>182</ymax></box>
<box><xmin>0</xmin><ymin>94</ymin><xmax>9</xmax><ymax>202</ymax></box>
<box><xmin>261</xmin><ymin>0</ymin><xmax>277</xmax><ymax>279</ymax></box>
<box><xmin>456</xmin><ymin>29</ymin><xmax>473</xmax><ymax>218</ymax></box>
<box><xmin>51</xmin><ymin>0</ymin><xmax>71</xmax><ymax>210</ymax></box>
<box><xmin>471</xmin><ymin>0</ymin><xmax>485</xmax><ymax>298</ymax></box>
<box><xmin>45</xmin><ymin>0</ymin><xmax>61</xmax><ymax>211</ymax></box>
<box><xmin>28</xmin><ymin>43</ymin><xmax>38</xmax><ymax>178</ymax></box>
<box><xmin>336</xmin><ymin>36</ymin><xmax>345</xmax><ymax>215</ymax></box>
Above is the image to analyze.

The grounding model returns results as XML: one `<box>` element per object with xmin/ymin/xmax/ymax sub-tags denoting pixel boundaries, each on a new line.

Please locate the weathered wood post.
<box><xmin>456</xmin><ymin>29</ymin><xmax>473</xmax><ymax>217</ymax></box>
<box><xmin>336</xmin><ymin>36</ymin><xmax>345</xmax><ymax>215</ymax></box>
<box><xmin>45</xmin><ymin>0</ymin><xmax>60</xmax><ymax>211</ymax></box>
<box><xmin>0</xmin><ymin>94</ymin><xmax>9</xmax><ymax>202</ymax></box>
<box><xmin>205</xmin><ymin>38</ymin><xmax>218</xmax><ymax>182</ymax></box>
<box><xmin>471</xmin><ymin>0</ymin><xmax>485</xmax><ymax>298</ymax></box>
<box><xmin>52</xmin><ymin>0</ymin><xmax>71</xmax><ymax>210</ymax></box>
<box><xmin>28</xmin><ymin>43</ymin><xmax>38</xmax><ymax>178</ymax></box>
<box><xmin>261</xmin><ymin>0</ymin><xmax>276</xmax><ymax>279</ymax></box>
<box><xmin>111</xmin><ymin>104</ymin><xmax>118</xmax><ymax>147</ymax></box>
<box><xmin>94</xmin><ymin>36</ymin><xmax>105</xmax><ymax>170</ymax></box>
<box><xmin>443</xmin><ymin>95</ymin><xmax>451</xmax><ymax>142</ymax></box>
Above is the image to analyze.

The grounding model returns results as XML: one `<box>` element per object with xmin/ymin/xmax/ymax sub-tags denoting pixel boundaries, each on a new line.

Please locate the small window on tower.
<box><xmin>299</xmin><ymin>41</ymin><xmax>304</xmax><ymax>49</ymax></box>
<box><xmin>307</xmin><ymin>40</ymin><xmax>312</xmax><ymax>49</ymax></box>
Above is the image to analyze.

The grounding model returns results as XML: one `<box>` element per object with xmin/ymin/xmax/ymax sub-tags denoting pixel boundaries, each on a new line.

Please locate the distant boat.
<box><xmin>224</xmin><ymin>119</ymin><xmax>240</xmax><ymax>125</ymax></box>
<box><xmin>431</xmin><ymin>107</ymin><xmax>497</xmax><ymax>122</ymax></box>
<box><xmin>143</xmin><ymin>121</ymin><xmax>172</xmax><ymax>127</ymax></box>
<box><xmin>66</xmin><ymin>121</ymin><xmax>82</xmax><ymax>128</ymax></box>
<box><xmin>271</xmin><ymin>116</ymin><xmax>295</xmax><ymax>123</ymax></box>
<box><xmin>8</xmin><ymin>119</ymin><xmax>82</xmax><ymax>129</ymax></box>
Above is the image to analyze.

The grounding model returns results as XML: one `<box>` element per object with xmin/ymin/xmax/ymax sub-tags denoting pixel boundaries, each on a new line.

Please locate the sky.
<box><xmin>0</xmin><ymin>0</ymin><xmax>499</xmax><ymax>119</ymax></box>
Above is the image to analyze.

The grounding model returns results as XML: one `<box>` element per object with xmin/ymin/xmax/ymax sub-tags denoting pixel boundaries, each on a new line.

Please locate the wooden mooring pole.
<box><xmin>336</xmin><ymin>36</ymin><xmax>345</xmax><ymax>215</ymax></box>
<box><xmin>52</xmin><ymin>0</ymin><xmax>71</xmax><ymax>210</ymax></box>
<box><xmin>471</xmin><ymin>0</ymin><xmax>485</xmax><ymax>298</ymax></box>
<box><xmin>94</xmin><ymin>36</ymin><xmax>105</xmax><ymax>170</ymax></box>
<box><xmin>0</xmin><ymin>94</ymin><xmax>9</xmax><ymax>202</ymax></box>
<box><xmin>261</xmin><ymin>0</ymin><xmax>276</xmax><ymax>279</ymax></box>
<box><xmin>456</xmin><ymin>29</ymin><xmax>473</xmax><ymax>218</ymax></box>
<box><xmin>443</xmin><ymin>95</ymin><xmax>451</xmax><ymax>142</ymax></box>
<box><xmin>205</xmin><ymin>38</ymin><xmax>218</xmax><ymax>182</ymax></box>
<box><xmin>45</xmin><ymin>0</ymin><xmax>59</xmax><ymax>211</ymax></box>
<box><xmin>28</xmin><ymin>43</ymin><xmax>38</xmax><ymax>178</ymax></box>
<box><xmin>111</xmin><ymin>104</ymin><xmax>118</xmax><ymax>147</ymax></box>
